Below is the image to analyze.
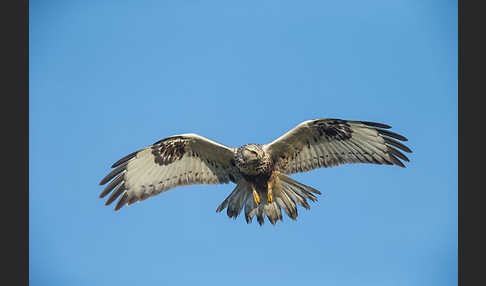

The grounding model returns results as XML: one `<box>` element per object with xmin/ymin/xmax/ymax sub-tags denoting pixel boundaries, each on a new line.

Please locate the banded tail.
<box><xmin>216</xmin><ymin>173</ymin><xmax>322</xmax><ymax>225</ymax></box>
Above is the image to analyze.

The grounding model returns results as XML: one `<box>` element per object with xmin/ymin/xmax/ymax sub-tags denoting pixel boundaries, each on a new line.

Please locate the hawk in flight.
<box><xmin>99</xmin><ymin>118</ymin><xmax>412</xmax><ymax>225</ymax></box>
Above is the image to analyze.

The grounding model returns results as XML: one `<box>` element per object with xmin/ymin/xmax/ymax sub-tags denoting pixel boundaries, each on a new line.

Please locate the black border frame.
<box><xmin>4</xmin><ymin>0</ymin><xmax>28</xmax><ymax>285</ymax></box>
<box><xmin>458</xmin><ymin>0</ymin><xmax>485</xmax><ymax>285</ymax></box>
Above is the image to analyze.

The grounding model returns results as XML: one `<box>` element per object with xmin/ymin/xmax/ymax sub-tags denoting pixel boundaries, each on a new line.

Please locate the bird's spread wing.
<box><xmin>263</xmin><ymin>119</ymin><xmax>412</xmax><ymax>175</ymax></box>
<box><xmin>99</xmin><ymin>133</ymin><xmax>241</xmax><ymax>210</ymax></box>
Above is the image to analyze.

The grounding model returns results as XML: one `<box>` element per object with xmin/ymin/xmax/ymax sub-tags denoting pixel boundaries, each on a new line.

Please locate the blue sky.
<box><xmin>30</xmin><ymin>1</ymin><xmax>457</xmax><ymax>285</ymax></box>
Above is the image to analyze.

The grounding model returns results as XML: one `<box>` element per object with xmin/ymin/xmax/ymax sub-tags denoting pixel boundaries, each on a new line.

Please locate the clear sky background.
<box><xmin>30</xmin><ymin>1</ymin><xmax>457</xmax><ymax>285</ymax></box>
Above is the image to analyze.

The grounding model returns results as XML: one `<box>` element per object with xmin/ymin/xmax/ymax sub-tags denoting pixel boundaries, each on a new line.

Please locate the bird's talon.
<box><xmin>253</xmin><ymin>190</ymin><xmax>260</xmax><ymax>205</ymax></box>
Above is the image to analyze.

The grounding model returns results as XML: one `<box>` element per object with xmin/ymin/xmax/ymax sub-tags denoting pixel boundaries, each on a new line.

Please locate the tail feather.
<box><xmin>275</xmin><ymin>197</ymin><xmax>290</xmax><ymax>220</ymax></box>
<box><xmin>216</xmin><ymin>182</ymin><xmax>250</xmax><ymax>219</ymax></box>
<box><xmin>278</xmin><ymin>187</ymin><xmax>298</xmax><ymax>220</ymax></box>
<box><xmin>264</xmin><ymin>202</ymin><xmax>282</xmax><ymax>225</ymax></box>
<box><xmin>215</xmin><ymin>187</ymin><xmax>236</xmax><ymax>213</ymax></box>
<box><xmin>282</xmin><ymin>183</ymin><xmax>310</xmax><ymax>210</ymax></box>
<box><xmin>226</xmin><ymin>188</ymin><xmax>246</xmax><ymax>219</ymax></box>
<box><xmin>279</xmin><ymin>175</ymin><xmax>321</xmax><ymax>201</ymax></box>
<box><xmin>244</xmin><ymin>195</ymin><xmax>256</xmax><ymax>223</ymax></box>
<box><xmin>256</xmin><ymin>205</ymin><xmax>265</xmax><ymax>225</ymax></box>
<box><xmin>216</xmin><ymin>172</ymin><xmax>321</xmax><ymax>225</ymax></box>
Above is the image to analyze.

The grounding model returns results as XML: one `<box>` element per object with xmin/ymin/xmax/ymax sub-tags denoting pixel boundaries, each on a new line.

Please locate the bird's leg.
<box><xmin>267</xmin><ymin>179</ymin><xmax>273</xmax><ymax>203</ymax></box>
<box><xmin>252</xmin><ymin>185</ymin><xmax>260</xmax><ymax>206</ymax></box>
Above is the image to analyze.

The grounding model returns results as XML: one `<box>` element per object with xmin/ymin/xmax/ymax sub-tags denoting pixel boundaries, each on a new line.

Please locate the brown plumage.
<box><xmin>98</xmin><ymin>118</ymin><xmax>412</xmax><ymax>225</ymax></box>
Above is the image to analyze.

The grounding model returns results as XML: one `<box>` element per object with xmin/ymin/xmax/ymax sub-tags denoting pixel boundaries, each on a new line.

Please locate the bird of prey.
<box><xmin>99</xmin><ymin>118</ymin><xmax>411</xmax><ymax>225</ymax></box>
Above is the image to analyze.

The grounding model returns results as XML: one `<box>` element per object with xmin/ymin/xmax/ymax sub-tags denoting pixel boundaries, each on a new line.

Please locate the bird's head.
<box><xmin>239</xmin><ymin>144</ymin><xmax>265</xmax><ymax>165</ymax></box>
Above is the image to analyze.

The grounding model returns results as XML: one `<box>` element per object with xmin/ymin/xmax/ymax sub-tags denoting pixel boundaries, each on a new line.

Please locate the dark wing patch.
<box><xmin>312</xmin><ymin>118</ymin><xmax>353</xmax><ymax>140</ymax></box>
<box><xmin>151</xmin><ymin>137</ymin><xmax>187</xmax><ymax>166</ymax></box>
